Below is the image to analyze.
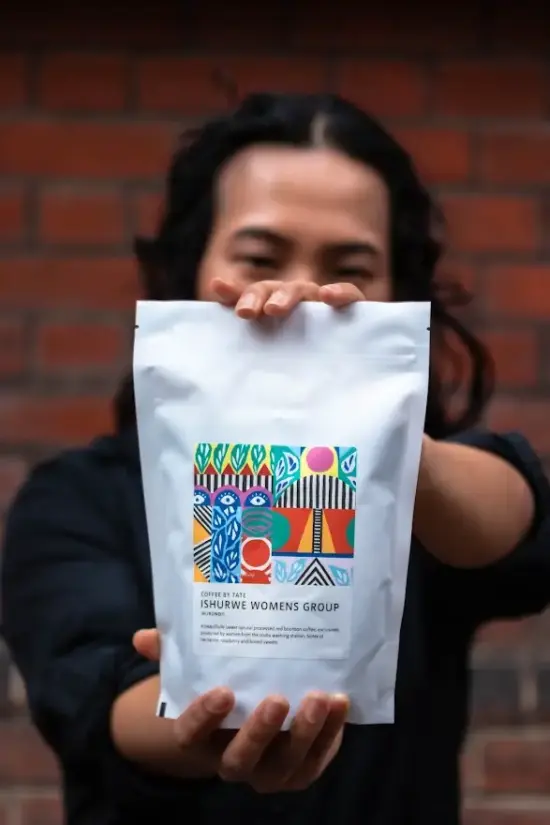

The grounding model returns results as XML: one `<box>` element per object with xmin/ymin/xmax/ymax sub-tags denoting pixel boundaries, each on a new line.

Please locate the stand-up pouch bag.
<box><xmin>133</xmin><ymin>300</ymin><xmax>430</xmax><ymax>727</ymax></box>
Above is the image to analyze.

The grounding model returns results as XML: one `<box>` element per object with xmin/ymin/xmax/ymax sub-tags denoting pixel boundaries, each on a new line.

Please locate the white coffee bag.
<box><xmin>133</xmin><ymin>300</ymin><xmax>430</xmax><ymax>727</ymax></box>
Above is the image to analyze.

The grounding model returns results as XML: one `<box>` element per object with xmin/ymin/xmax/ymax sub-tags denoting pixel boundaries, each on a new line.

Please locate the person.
<box><xmin>2</xmin><ymin>92</ymin><xmax>550</xmax><ymax>825</ymax></box>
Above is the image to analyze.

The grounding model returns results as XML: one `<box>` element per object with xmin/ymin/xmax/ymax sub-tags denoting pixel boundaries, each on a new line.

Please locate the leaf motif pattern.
<box><xmin>212</xmin><ymin>508</ymin><xmax>226</xmax><ymax>530</ymax></box>
<box><xmin>339</xmin><ymin>447</ymin><xmax>358</xmax><ymax>493</ymax></box>
<box><xmin>213</xmin><ymin>443</ymin><xmax>230</xmax><ymax>473</ymax></box>
<box><xmin>275</xmin><ymin>478</ymin><xmax>291</xmax><ymax>496</ymax></box>
<box><xmin>284</xmin><ymin>451</ymin><xmax>299</xmax><ymax>475</ymax></box>
<box><xmin>226</xmin><ymin>548</ymin><xmax>240</xmax><ymax>571</ymax></box>
<box><xmin>341</xmin><ymin>449</ymin><xmax>357</xmax><ymax>477</ymax></box>
<box><xmin>226</xmin><ymin>516</ymin><xmax>241</xmax><ymax>542</ymax></box>
<box><xmin>194</xmin><ymin>442</ymin><xmax>212</xmax><ymax>473</ymax></box>
<box><xmin>329</xmin><ymin>565</ymin><xmax>351</xmax><ymax>586</ymax></box>
<box><xmin>230</xmin><ymin>443</ymin><xmax>248</xmax><ymax>473</ymax></box>
<box><xmin>211</xmin><ymin>531</ymin><xmax>225</xmax><ymax>559</ymax></box>
<box><xmin>251</xmin><ymin>444</ymin><xmax>266</xmax><ymax>473</ymax></box>
<box><xmin>275</xmin><ymin>561</ymin><xmax>287</xmax><ymax>583</ymax></box>
<box><xmin>212</xmin><ymin>559</ymin><xmax>228</xmax><ymax>582</ymax></box>
<box><xmin>287</xmin><ymin>559</ymin><xmax>306</xmax><ymax>583</ymax></box>
<box><xmin>271</xmin><ymin>446</ymin><xmax>301</xmax><ymax>504</ymax></box>
<box><xmin>196</xmin><ymin>443</ymin><xmax>356</xmax><ymax>587</ymax></box>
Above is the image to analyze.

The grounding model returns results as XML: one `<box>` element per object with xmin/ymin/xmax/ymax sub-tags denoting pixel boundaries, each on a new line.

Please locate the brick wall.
<box><xmin>0</xmin><ymin>3</ymin><xmax>549</xmax><ymax>823</ymax></box>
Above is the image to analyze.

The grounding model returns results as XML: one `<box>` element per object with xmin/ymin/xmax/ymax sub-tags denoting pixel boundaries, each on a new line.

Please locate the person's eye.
<box><xmin>241</xmin><ymin>255</ymin><xmax>278</xmax><ymax>270</ymax></box>
<box><xmin>334</xmin><ymin>266</ymin><xmax>373</xmax><ymax>280</ymax></box>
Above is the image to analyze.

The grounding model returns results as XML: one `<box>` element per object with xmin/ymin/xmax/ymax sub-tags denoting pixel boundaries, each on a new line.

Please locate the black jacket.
<box><xmin>2</xmin><ymin>428</ymin><xmax>550</xmax><ymax>824</ymax></box>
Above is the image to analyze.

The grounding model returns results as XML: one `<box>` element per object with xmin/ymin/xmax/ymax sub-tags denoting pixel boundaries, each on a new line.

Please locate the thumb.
<box><xmin>133</xmin><ymin>628</ymin><xmax>161</xmax><ymax>661</ymax></box>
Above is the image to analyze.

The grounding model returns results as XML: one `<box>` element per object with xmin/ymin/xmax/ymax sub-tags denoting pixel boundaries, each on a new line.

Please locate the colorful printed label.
<box><xmin>192</xmin><ymin>444</ymin><xmax>356</xmax><ymax>659</ymax></box>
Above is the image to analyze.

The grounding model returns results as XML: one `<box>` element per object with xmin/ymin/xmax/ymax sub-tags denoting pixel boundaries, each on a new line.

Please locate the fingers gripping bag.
<box><xmin>133</xmin><ymin>300</ymin><xmax>430</xmax><ymax>727</ymax></box>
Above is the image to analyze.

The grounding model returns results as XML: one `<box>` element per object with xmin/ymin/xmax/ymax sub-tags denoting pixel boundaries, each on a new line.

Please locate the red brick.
<box><xmin>38</xmin><ymin>52</ymin><xmax>127</xmax><ymax>111</ymax></box>
<box><xmin>136</xmin><ymin>57</ymin><xmax>325</xmax><ymax>114</ymax></box>
<box><xmin>132</xmin><ymin>190</ymin><xmax>163</xmax><ymax>236</ymax></box>
<box><xmin>487</xmin><ymin>398</ymin><xmax>550</xmax><ymax>454</ymax></box>
<box><xmin>433</xmin><ymin>60</ymin><xmax>547</xmax><ymax>118</ymax></box>
<box><xmin>336</xmin><ymin>61</ymin><xmax>428</xmax><ymax>118</ymax></box>
<box><xmin>475</xmin><ymin>618</ymin><xmax>537</xmax><ymax>650</ymax></box>
<box><xmin>0</xmin><ymin>187</ymin><xmax>26</xmax><ymax>242</ymax></box>
<box><xmin>288</xmin><ymin>5</ymin><xmax>480</xmax><ymax>52</ymax></box>
<box><xmin>0</xmin><ymin>317</ymin><xmax>27</xmax><ymax>379</ymax></box>
<box><xmin>482</xmin><ymin>737</ymin><xmax>550</xmax><ymax>793</ymax></box>
<box><xmin>0</xmin><ymin>52</ymin><xmax>28</xmax><ymax>107</ymax></box>
<box><xmin>464</xmin><ymin>809</ymin><xmax>550</xmax><ymax>825</ymax></box>
<box><xmin>0</xmin><ymin>456</ymin><xmax>28</xmax><ymax>511</ymax></box>
<box><xmin>0</xmin><ymin>256</ymin><xmax>138</xmax><ymax>311</ymax></box>
<box><xmin>461</xmin><ymin>740</ymin><xmax>483</xmax><ymax>792</ymax></box>
<box><xmin>441</xmin><ymin>196</ymin><xmax>539</xmax><ymax>254</ymax></box>
<box><xmin>482</xmin><ymin>329</ymin><xmax>538</xmax><ymax>388</ymax></box>
<box><xmin>36</xmin><ymin>321</ymin><xmax>126</xmax><ymax>371</ymax></box>
<box><xmin>480</xmin><ymin>131</ymin><xmax>550</xmax><ymax>185</ymax></box>
<box><xmin>20</xmin><ymin>796</ymin><xmax>63</xmax><ymax>825</ymax></box>
<box><xmin>0</xmin><ymin>394</ymin><xmax>113</xmax><ymax>446</ymax></box>
<box><xmin>0</xmin><ymin>120</ymin><xmax>177</xmax><ymax>179</ymax></box>
<box><xmin>0</xmin><ymin>720</ymin><xmax>59</xmax><ymax>783</ymax></box>
<box><xmin>438</xmin><ymin>260</ymin><xmax>477</xmax><ymax>295</ymax></box>
<box><xmin>0</xmin><ymin>801</ymin><xmax>10</xmax><ymax>825</ymax></box>
<box><xmin>38</xmin><ymin>188</ymin><xmax>125</xmax><ymax>245</ymax></box>
<box><xmin>395</xmin><ymin>128</ymin><xmax>472</xmax><ymax>184</ymax></box>
<box><xmin>484</xmin><ymin>264</ymin><xmax>550</xmax><ymax>320</ymax></box>
<box><xmin>20</xmin><ymin>797</ymin><xmax>63</xmax><ymax>825</ymax></box>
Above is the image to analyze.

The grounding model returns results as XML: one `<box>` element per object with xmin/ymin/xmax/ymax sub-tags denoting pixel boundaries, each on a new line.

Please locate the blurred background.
<box><xmin>0</xmin><ymin>2</ymin><xmax>549</xmax><ymax>823</ymax></box>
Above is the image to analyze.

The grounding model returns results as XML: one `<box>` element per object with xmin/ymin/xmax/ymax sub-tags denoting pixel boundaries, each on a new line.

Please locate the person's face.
<box><xmin>197</xmin><ymin>145</ymin><xmax>392</xmax><ymax>302</ymax></box>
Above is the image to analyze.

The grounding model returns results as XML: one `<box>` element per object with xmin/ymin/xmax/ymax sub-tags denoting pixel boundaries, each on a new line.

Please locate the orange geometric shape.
<box><xmin>298</xmin><ymin>511</ymin><xmax>314</xmax><ymax>552</ymax></box>
<box><xmin>323</xmin><ymin>509</ymin><xmax>355</xmax><ymax>555</ymax></box>
<box><xmin>272</xmin><ymin>508</ymin><xmax>313</xmax><ymax>554</ymax></box>
<box><xmin>194</xmin><ymin>563</ymin><xmax>207</xmax><ymax>583</ymax></box>
<box><xmin>193</xmin><ymin>519</ymin><xmax>209</xmax><ymax>545</ymax></box>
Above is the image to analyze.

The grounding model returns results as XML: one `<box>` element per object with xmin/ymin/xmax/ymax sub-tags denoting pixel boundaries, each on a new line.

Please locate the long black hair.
<box><xmin>116</xmin><ymin>92</ymin><xmax>493</xmax><ymax>438</ymax></box>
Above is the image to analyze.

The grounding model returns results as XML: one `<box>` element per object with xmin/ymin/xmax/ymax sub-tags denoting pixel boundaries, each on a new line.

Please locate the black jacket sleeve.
<box><xmin>0</xmin><ymin>447</ymin><xmax>199</xmax><ymax>812</ymax></box>
<box><xmin>420</xmin><ymin>430</ymin><xmax>550</xmax><ymax>627</ymax></box>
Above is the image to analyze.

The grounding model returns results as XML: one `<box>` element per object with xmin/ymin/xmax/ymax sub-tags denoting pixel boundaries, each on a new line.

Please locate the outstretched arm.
<box><xmin>414</xmin><ymin>435</ymin><xmax>535</xmax><ymax>569</ymax></box>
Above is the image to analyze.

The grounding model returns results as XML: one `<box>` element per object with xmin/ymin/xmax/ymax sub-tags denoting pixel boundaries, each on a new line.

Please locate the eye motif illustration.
<box><xmin>214</xmin><ymin>489</ymin><xmax>241</xmax><ymax>513</ymax></box>
<box><xmin>194</xmin><ymin>489</ymin><xmax>210</xmax><ymax>506</ymax></box>
<box><xmin>244</xmin><ymin>489</ymin><xmax>270</xmax><ymax>508</ymax></box>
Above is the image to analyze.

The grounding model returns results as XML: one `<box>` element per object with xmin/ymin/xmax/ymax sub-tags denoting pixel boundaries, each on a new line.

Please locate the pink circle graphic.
<box><xmin>306</xmin><ymin>446</ymin><xmax>334</xmax><ymax>473</ymax></box>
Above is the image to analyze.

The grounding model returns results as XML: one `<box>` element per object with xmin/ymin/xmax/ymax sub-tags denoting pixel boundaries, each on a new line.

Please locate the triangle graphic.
<box><xmin>324</xmin><ymin>509</ymin><xmax>354</xmax><ymax>554</ymax></box>
<box><xmin>296</xmin><ymin>558</ymin><xmax>334</xmax><ymax>586</ymax></box>
<box><xmin>193</xmin><ymin>563</ymin><xmax>208</xmax><ymax>583</ymax></box>
<box><xmin>321</xmin><ymin>512</ymin><xmax>335</xmax><ymax>553</ymax></box>
<box><xmin>298</xmin><ymin>511</ymin><xmax>314</xmax><ymax>552</ymax></box>
<box><xmin>274</xmin><ymin>508</ymin><xmax>312</xmax><ymax>553</ymax></box>
<box><xmin>193</xmin><ymin>519</ymin><xmax>209</xmax><ymax>545</ymax></box>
